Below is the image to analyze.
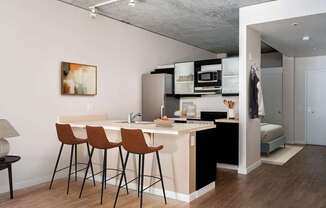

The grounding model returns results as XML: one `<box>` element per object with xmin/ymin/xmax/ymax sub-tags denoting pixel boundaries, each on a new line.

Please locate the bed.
<box><xmin>260</xmin><ymin>123</ymin><xmax>286</xmax><ymax>155</ymax></box>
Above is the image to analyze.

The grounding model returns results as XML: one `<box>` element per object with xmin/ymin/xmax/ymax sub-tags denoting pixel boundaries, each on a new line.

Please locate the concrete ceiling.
<box><xmin>59</xmin><ymin>0</ymin><xmax>274</xmax><ymax>55</ymax></box>
<box><xmin>251</xmin><ymin>13</ymin><xmax>326</xmax><ymax>57</ymax></box>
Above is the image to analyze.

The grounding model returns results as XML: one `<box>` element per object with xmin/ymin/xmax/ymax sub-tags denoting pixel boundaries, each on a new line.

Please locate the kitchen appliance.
<box><xmin>174</xmin><ymin>62</ymin><xmax>195</xmax><ymax>94</ymax></box>
<box><xmin>142</xmin><ymin>74</ymin><xmax>179</xmax><ymax>121</ymax></box>
<box><xmin>194</xmin><ymin>59</ymin><xmax>222</xmax><ymax>94</ymax></box>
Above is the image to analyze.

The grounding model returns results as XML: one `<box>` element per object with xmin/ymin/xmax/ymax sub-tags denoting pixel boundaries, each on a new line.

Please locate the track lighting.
<box><xmin>90</xmin><ymin>7</ymin><xmax>97</xmax><ymax>19</ymax></box>
<box><xmin>89</xmin><ymin>0</ymin><xmax>135</xmax><ymax>19</ymax></box>
<box><xmin>302</xmin><ymin>36</ymin><xmax>310</xmax><ymax>41</ymax></box>
<box><xmin>128</xmin><ymin>0</ymin><xmax>136</xmax><ymax>7</ymax></box>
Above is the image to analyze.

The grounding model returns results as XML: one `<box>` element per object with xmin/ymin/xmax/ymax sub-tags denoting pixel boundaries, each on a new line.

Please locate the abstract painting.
<box><xmin>61</xmin><ymin>62</ymin><xmax>97</xmax><ymax>96</ymax></box>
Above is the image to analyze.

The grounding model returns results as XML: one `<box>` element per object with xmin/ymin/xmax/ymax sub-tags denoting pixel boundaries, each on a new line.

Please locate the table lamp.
<box><xmin>0</xmin><ymin>119</ymin><xmax>19</xmax><ymax>159</ymax></box>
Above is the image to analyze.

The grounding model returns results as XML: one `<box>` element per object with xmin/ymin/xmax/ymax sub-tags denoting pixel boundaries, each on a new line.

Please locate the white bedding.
<box><xmin>260</xmin><ymin>123</ymin><xmax>284</xmax><ymax>142</ymax></box>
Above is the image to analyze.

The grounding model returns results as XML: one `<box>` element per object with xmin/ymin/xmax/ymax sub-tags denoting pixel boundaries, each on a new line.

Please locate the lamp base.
<box><xmin>0</xmin><ymin>138</ymin><xmax>10</xmax><ymax>158</ymax></box>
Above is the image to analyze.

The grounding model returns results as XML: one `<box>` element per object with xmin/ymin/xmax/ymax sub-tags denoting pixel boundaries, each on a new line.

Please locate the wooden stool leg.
<box><xmin>156</xmin><ymin>151</ymin><xmax>167</xmax><ymax>204</ymax></box>
<box><xmin>49</xmin><ymin>143</ymin><xmax>64</xmax><ymax>190</ymax></box>
<box><xmin>79</xmin><ymin>147</ymin><xmax>94</xmax><ymax>198</ymax></box>
<box><xmin>113</xmin><ymin>152</ymin><xmax>130</xmax><ymax>208</ymax></box>
<box><xmin>67</xmin><ymin>145</ymin><xmax>74</xmax><ymax>195</ymax></box>
<box><xmin>140</xmin><ymin>154</ymin><xmax>145</xmax><ymax>208</ymax></box>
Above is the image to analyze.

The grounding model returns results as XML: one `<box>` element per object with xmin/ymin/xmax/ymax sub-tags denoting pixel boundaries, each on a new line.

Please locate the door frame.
<box><xmin>305</xmin><ymin>69</ymin><xmax>326</xmax><ymax>145</ymax></box>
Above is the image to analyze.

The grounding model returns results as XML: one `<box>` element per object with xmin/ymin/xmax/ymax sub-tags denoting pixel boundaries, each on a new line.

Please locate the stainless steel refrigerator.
<box><xmin>142</xmin><ymin>73</ymin><xmax>179</xmax><ymax>121</ymax></box>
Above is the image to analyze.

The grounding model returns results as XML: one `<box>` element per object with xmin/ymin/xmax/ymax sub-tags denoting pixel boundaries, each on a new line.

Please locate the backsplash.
<box><xmin>180</xmin><ymin>95</ymin><xmax>239</xmax><ymax>119</ymax></box>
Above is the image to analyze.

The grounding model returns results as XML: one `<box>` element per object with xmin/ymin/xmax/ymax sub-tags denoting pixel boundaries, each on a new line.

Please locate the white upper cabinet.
<box><xmin>174</xmin><ymin>62</ymin><xmax>195</xmax><ymax>94</ymax></box>
<box><xmin>222</xmin><ymin>57</ymin><xmax>239</xmax><ymax>76</ymax></box>
<box><xmin>222</xmin><ymin>57</ymin><xmax>239</xmax><ymax>95</ymax></box>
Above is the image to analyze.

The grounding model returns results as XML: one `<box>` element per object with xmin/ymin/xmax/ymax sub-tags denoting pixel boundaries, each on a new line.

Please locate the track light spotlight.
<box><xmin>90</xmin><ymin>7</ymin><xmax>97</xmax><ymax>19</ymax></box>
<box><xmin>128</xmin><ymin>0</ymin><xmax>135</xmax><ymax>7</ymax></box>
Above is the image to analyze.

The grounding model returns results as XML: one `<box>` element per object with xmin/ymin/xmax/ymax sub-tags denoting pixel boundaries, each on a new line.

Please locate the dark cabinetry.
<box><xmin>192</xmin><ymin>112</ymin><xmax>240</xmax><ymax>191</ymax></box>
<box><xmin>196</xmin><ymin>129</ymin><xmax>216</xmax><ymax>190</ymax></box>
<box><xmin>216</xmin><ymin>122</ymin><xmax>239</xmax><ymax>165</ymax></box>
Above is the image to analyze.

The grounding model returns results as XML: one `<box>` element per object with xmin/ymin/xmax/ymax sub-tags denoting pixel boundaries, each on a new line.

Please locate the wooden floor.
<box><xmin>1</xmin><ymin>145</ymin><xmax>326</xmax><ymax>208</ymax></box>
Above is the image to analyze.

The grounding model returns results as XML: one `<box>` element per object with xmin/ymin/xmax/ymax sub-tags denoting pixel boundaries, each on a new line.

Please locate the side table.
<box><xmin>0</xmin><ymin>155</ymin><xmax>21</xmax><ymax>199</ymax></box>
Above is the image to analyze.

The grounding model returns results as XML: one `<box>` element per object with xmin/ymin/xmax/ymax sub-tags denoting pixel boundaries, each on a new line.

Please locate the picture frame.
<box><xmin>61</xmin><ymin>62</ymin><xmax>97</xmax><ymax>96</ymax></box>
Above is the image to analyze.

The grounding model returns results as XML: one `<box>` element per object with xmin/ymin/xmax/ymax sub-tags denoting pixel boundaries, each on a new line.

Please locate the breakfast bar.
<box><xmin>69</xmin><ymin>120</ymin><xmax>216</xmax><ymax>202</ymax></box>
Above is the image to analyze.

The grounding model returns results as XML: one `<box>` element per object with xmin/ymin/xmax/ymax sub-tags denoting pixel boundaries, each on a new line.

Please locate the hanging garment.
<box><xmin>249</xmin><ymin>65</ymin><xmax>265</xmax><ymax>119</ymax></box>
<box><xmin>255</xmin><ymin>68</ymin><xmax>265</xmax><ymax>117</ymax></box>
<box><xmin>249</xmin><ymin>68</ymin><xmax>259</xmax><ymax>118</ymax></box>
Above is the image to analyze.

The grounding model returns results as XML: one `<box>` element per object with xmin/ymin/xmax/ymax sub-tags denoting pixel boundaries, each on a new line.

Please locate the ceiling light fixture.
<box><xmin>302</xmin><ymin>36</ymin><xmax>310</xmax><ymax>41</ymax></box>
<box><xmin>90</xmin><ymin>7</ymin><xmax>97</xmax><ymax>19</ymax></box>
<box><xmin>292</xmin><ymin>22</ymin><xmax>299</xmax><ymax>26</ymax></box>
<box><xmin>128</xmin><ymin>0</ymin><xmax>136</xmax><ymax>7</ymax></box>
<box><xmin>89</xmin><ymin>0</ymin><xmax>125</xmax><ymax>19</ymax></box>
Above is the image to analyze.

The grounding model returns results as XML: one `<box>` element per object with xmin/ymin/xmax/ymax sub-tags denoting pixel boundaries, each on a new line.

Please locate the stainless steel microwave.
<box><xmin>194</xmin><ymin>59</ymin><xmax>222</xmax><ymax>93</ymax></box>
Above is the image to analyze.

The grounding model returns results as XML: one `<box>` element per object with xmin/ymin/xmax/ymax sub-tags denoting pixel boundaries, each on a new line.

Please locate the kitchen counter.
<box><xmin>69</xmin><ymin>119</ymin><xmax>216</xmax><ymax>203</ymax></box>
<box><xmin>70</xmin><ymin>120</ymin><xmax>215</xmax><ymax>135</ymax></box>
<box><xmin>215</xmin><ymin>118</ymin><xmax>239</xmax><ymax>123</ymax></box>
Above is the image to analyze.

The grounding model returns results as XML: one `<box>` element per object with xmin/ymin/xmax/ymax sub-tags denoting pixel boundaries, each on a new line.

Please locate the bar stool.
<box><xmin>79</xmin><ymin>126</ymin><xmax>129</xmax><ymax>204</ymax></box>
<box><xmin>49</xmin><ymin>123</ymin><xmax>96</xmax><ymax>194</ymax></box>
<box><xmin>114</xmin><ymin>128</ymin><xmax>167</xmax><ymax>208</ymax></box>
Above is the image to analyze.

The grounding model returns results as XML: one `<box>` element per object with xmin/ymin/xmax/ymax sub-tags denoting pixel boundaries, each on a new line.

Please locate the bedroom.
<box><xmin>248</xmin><ymin>12</ymin><xmax>326</xmax><ymax>166</ymax></box>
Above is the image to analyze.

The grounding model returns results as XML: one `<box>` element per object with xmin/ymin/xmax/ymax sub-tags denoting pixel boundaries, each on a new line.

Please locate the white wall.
<box><xmin>0</xmin><ymin>0</ymin><xmax>216</xmax><ymax>192</ymax></box>
<box><xmin>238</xmin><ymin>25</ymin><xmax>262</xmax><ymax>174</ymax></box>
<box><xmin>180</xmin><ymin>95</ymin><xmax>239</xmax><ymax>118</ymax></box>
<box><xmin>294</xmin><ymin>55</ymin><xmax>326</xmax><ymax>144</ymax></box>
<box><xmin>283</xmin><ymin>56</ymin><xmax>295</xmax><ymax>143</ymax></box>
<box><xmin>261</xmin><ymin>52</ymin><xmax>282</xmax><ymax>68</ymax></box>
<box><xmin>261</xmin><ymin>67</ymin><xmax>283</xmax><ymax>124</ymax></box>
<box><xmin>240</xmin><ymin>0</ymin><xmax>326</xmax><ymax>26</ymax></box>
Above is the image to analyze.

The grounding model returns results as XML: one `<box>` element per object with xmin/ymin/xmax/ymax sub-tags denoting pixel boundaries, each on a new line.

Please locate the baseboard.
<box><xmin>293</xmin><ymin>141</ymin><xmax>306</xmax><ymax>145</ymax></box>
<box><xmin>81</xmin><ymin>173</ymin><xmax>214</xmax><ymax>203</ymax></box>
<box><xmin>0</xmin><ymin>170</ymin><xmax>214</xmax><ymax>203</ymax></box>
<box><xmin>216</xmin><ymin>163</ymin><xmax>238</xmax><ymax>171</ymax></box>
<box><xmin>188</xmin><ymin>182</ymin><xmax>215</xmax><ymax>202</ymax></box>
<box><xmin>237</xmin><ymin>159</ymin><xmax>261</xmax><ymax>175</ymax></box>
<box><xmin>0</xmin><ymin>173</ymin><xmax>65</xmax><ymax>194</ymax></box>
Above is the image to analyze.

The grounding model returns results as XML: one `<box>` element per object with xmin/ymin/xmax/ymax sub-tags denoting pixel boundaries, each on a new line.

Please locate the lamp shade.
<box><xmin>0</xmin><ymin>119</ymin><xmax>19</xmax><ymax>138</ymax></box>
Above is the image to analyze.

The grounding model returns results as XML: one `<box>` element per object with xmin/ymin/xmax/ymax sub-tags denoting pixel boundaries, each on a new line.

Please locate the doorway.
<box><xmin>306</xmin><ymin>70</ymin><xmax>326</xmax><ymax>146</ymax></box>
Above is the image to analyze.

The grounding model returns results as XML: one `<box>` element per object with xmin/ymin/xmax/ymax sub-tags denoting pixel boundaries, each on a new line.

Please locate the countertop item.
<box><xmin>154</xmin><ymin>119</ymin><xmax>173</xmax><ymax>127</ymax></box>
<box><xmin>69</xmin><ymin>120</ymin><xmax>215</xmax><ymax>135</ymax></box>
<box><xmin>215</xmin><ymin>118</ymin><xmax>239</xmax><ymax>123</ymax></box>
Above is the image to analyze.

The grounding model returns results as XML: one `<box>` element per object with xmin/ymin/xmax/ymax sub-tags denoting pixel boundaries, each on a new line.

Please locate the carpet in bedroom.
<box><xmin>261</xmin><ymin>145</ymin><xmax>304</xmax><ymax>165</ymax></box>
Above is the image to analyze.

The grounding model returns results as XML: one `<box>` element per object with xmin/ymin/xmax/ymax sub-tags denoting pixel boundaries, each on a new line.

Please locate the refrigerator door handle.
<box><xmin>160</xmin><ymin>105</ymin><xmax>165</xmax><ymax>118</ymax></box>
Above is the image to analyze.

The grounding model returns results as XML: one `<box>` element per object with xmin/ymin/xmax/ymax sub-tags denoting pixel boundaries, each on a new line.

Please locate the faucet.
<box><xmin>128</xmin><ymin>112</ymin><xmax>142</xmax><ymax>124</ymax></box>
<box><xmin>160</xmin><ymin>105</ymin><xmax>165</xmax><ymax>118</ymax></box>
